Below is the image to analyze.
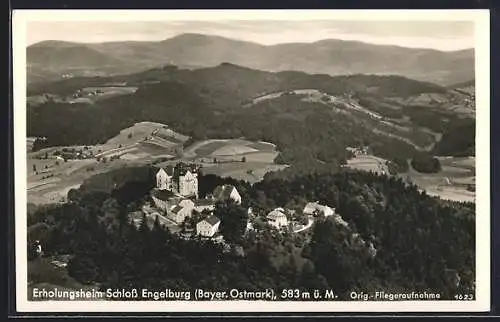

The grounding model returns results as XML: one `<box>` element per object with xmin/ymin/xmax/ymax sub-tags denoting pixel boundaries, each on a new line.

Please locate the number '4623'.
<box><xmin>454</xmin><ymin>294</ymin><xmax>474</xmax><ymax>300</ymax></box>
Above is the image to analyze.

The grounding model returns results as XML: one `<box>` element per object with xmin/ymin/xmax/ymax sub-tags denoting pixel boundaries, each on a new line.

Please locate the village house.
<box><xmin>266</xmin><ymin>208</ymin><xmax>288</xmax><ymax>229</ymax></box>
<box><xmin>196</xmin><ymin>215</ymin><xmax>221</xmax><ymax>238</ymax></box>
<box><xmin>346</xmin><ymin>146</ymin><xmax>369</xmax><ymax>157</ymax></box>
<box><xmin>303</xmin><ymin>202</ymin><xmax>335</xmax><ymax>217</ymax></box>
<box><xmin>211</xmin><ymin>184</ymin><xmax>242</xmax><ymax>205</ymax></box>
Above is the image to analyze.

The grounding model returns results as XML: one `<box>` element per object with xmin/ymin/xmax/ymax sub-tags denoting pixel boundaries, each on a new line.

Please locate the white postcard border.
<box><xmin>13</xmin><ymin>9</ymin><xmax>491</xmax><ymax>313</ymax></box>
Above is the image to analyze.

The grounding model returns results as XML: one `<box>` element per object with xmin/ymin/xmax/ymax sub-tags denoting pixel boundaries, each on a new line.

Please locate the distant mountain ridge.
<box><xmin>27</xmin><ymin>33</ymin><xmax>474</xmax><ymax>85</ymax></box>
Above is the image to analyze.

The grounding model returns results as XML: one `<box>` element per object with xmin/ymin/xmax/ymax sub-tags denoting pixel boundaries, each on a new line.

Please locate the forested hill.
<box><xmin>27</xmin><ymin>34</ymin><xmax>474</xmax><ymax>85</ymax></box>
<box><xmin>28</xmin><ymin>63</ymin><xmax>474</xmax><ymax>175</ymax></box>
<box><xmin>28</xmin><ymin>169</ymin><xmax>475</xmax><ymax>300</ymax></box>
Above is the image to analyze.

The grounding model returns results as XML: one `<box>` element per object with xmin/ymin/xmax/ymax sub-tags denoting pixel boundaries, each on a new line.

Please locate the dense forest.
<box><xmin>411</xmin><ymin>152</ymin><xmax>442</xmax><ymax>173</ymax></box>
<box><xmin>433</xmin><ymin>118</ymin><xmax>476</xmax><ymax>157</ymax></box>
<box><xmin>28</xmin><ymin>166</ymin><xmax>475</xmax><ymax>300</ymax></box>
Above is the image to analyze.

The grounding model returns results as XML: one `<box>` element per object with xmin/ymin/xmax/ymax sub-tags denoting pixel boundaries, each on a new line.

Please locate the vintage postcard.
<box><xmin>13</xmin><ymin>9</ymin><xmax>490</xmax><ymax>313</ymax></box>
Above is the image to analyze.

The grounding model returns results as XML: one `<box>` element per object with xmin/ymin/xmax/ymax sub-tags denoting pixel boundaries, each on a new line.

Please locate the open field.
<box><xmin>163</xmin><ymin>138</ymin><xmax>286</xmax><ymax>183</ymax></box>
<box><xmin>27</xmin><ymin>122</ymin><xmax>188</xmax><ymax>205</ymax></box>
<box><xmin>345</xmin><ymin>155</ymin><xmax>390</xmax><ymax>175</ymax></box>
<box><xmin>201</xmin><ymin>162</ymin><xmax>288</xmax><ymax>184</ymax></box>
<box><xmin>27</xmin><ymin>124</ymin><xmax>285</xmax><ymax>203</ymax></box>
<box><xmin>401</xmin><ymin>156</ymin><xmax>475</xmax><ymax>203</ymax></box>
<box><xmin>27</xmin><ymin>86</ymin><xmax>138</xmax><ymax>106</ymax></box>
<box><xmin>344</xmin><ymin>153</ymin><xmax>475</xmax><ymax>203</ymax></box>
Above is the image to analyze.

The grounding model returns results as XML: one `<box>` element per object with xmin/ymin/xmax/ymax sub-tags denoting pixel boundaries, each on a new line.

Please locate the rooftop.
<box><xmin>267</xmin><ymin>209</ymin><xmax>287</xmax><ymax>220</ymax></box>
<box><xmin>157</xmin><ymin>162</ymin><xmax>200</xmax><ymax>178</ymax></box>
<box><xmin>201</xmin><ymin>215</ymin><xmax>220</xmax><ymax>226</ymax></box>
<box><xmin>152</xmin><ymin>189</ymin><xmax>176</xmax><ymax>201</ymax></box>
<box><xmin>171</xmin><ymin>205</ymin><xmax>184</xmax><ymax>214</ymax></box>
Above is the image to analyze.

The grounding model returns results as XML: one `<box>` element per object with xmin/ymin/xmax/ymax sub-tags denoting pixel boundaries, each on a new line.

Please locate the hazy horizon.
<box><xmin>26</xmin><ymin>20</ymin><xmax>475</xmax><ymax>52</ymax></box>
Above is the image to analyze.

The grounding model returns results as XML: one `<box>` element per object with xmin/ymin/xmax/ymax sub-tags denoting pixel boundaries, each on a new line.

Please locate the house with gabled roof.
<box><xmin>196</xmin><ymin>215</ymin><xmax>221</xmax><ymax>237</ymax></box>
<box><xmin>266</xmin><ymin>208</ymin><xmax>288</xmax><ymax>229</ymax></box>
<box><xmin>212</xmin><ymin>184</ymin><xmax>242</xmax><ymax>205</ymax></box>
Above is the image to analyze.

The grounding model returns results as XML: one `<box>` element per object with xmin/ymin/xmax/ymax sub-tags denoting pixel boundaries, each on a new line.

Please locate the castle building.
<box><xmin>155</xmin><ymin>163</ymin><xmax>199</xmax><ymax>198</ymax></box>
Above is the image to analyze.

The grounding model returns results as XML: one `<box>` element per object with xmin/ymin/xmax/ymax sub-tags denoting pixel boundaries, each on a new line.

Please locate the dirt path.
<box><xmin>293</xmin><ymin>216</ymin><xmax>314</xmax><ymax>233</ymax></box>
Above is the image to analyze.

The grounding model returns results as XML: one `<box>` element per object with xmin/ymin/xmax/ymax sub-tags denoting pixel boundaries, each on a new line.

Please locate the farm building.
<box><xmin>211</xmin><ymin>184</ymin><xmax>242</xmax><ymax>205</ymax></box>
<box><xmin>196</xmin><ymin>215</ymin><xmax>221</xmax><ymax>237</ymax></box>
<box><xmin>303</xmin><ymin>202</ymin><xmax>335</xmax><ymax>217</ymax></box>
<box><xmin>267</xmin><ymin>208</ymin><xmax>288</xmax><ymax>229</ymax></box>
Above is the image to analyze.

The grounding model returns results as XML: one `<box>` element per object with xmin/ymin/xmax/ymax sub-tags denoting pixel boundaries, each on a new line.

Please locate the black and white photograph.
<box><xmin>13</xmin><ymin>9</ymin><xmax>490</xmax><ymax>313</ymax></box>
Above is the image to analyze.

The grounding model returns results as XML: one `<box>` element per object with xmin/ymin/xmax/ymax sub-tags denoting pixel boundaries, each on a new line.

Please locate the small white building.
<box><xmin>212</xmin><ymin>184</ymin><xmax>242</xmax><ymax>205</ymax></box>
<box><xmin>196</xmin><ymin>215</ymin><xmax>221</xmax><ymax>237</ymax></box>
<box><xmin>303</xmin><ymin>202</ymin><xmax>335</xmax><ymax>217</ymax></box>
<box><xmin>169</xmin><ymin>205</ymin><xmax>193</xmax><ymax>224</ymax></box>
<box><xmin>267</xmin><ymin>208</ymin><xmax>288</xmax><ymax>229</ymax></box>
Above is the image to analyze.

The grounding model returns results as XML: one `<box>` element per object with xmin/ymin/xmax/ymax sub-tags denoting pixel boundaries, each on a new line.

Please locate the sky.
<box><xmin>26</xmin><ymin>20</ymin><xmax>475</xmax><ymax>51</ymax></box>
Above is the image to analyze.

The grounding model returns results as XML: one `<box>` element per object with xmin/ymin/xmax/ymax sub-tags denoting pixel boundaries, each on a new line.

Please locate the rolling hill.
<box><xmin>27</xmin><ymin>33</ymin><xmax>474</xmax><ymax>85</ymax></box>
<box><xmin>27</xmin><ymin>63</ymin><xmax>475</xmax><ymax>177</ymax></box>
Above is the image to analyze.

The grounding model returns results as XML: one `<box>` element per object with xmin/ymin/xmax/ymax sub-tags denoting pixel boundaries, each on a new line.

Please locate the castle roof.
<box><xmin>163</xmin><ymin>165</ymin><xmax>175</xmax><ymax>176</ymax></box>
<box><xmin>171</xmin><ymin>205</ymin><xmax>184</xmax><ymax>214</ymax></box>
<box><xmin>152</xmin><ymin>189</ymin><xmax>175</xmax><ymax>201</ymax></box>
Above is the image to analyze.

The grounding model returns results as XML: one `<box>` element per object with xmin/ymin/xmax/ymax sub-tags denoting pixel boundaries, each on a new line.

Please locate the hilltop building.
<box><xmin>170</xmin><ymin>204</ymin><xmax>194</xmax><ymax>224</ymax></box>
<box><xmin>196</xmin><ymin>215</ymin><xmax>221</xmax><ymax>238</ymax></box>
<box><xmin>155</xmin><ymin>163</ymin><xmax>199</xmax><ymax>198</ymax></box>
<box><xmin>151</xmin><ymin>165</ymin><xmax>251</xmax><ymax>240</ymax></box>
<box><xmin>267</xmin><ymin>208</ymin><xmax>288</xmax><ymax>229</ymax></box>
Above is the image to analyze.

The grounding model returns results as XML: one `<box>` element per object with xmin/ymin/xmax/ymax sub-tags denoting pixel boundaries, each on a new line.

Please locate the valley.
<box><xmin>26</xmin><ymin>63</ymin><xmax>476</xmax><ymax>205</ymax></box>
